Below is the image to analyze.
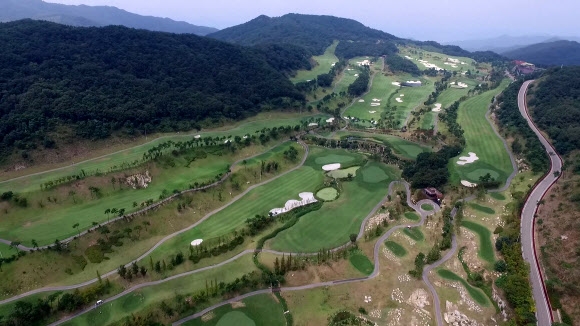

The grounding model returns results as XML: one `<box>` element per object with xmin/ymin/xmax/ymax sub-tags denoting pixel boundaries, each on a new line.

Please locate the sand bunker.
<box><xmin>322</xmin><ymin>163</ymin><xmax>341</xmax><ymax>171</ymax></box>
<box><xmin>456</xmin><ymin>152</ymin><xmax>479</xmax><ymax>165</ymax></box>
<box><xmin>194</xmin><ymin>135</ymin><xmax>201</xmax><ymax>139</ymax></box>
<box><xmin>369</xmin><ymin>111</ymin><xmax>377</xmax><ymax>113</ymax></box>
<box><xmin>358</xmin><ymin>99</ymin><xmax>365</xmax><ymax>102</ymax></box>
<box><xmin>356</xmin><ymin>59</ymin><xmax>371</xmax><ymax>66</ymax></box>
<box><xmin>224</xmin><ymin>139</ymin><xmax>231</xmax><ymax>144</ymax></box>
<box><xmin>450</xmin><ymin>81</ymin><xmax>468</xmax><ymax>89</ymax></box>
<box><xmin>396</xmin><ymin>98</ymin><xmax>403</xmax><ymax>103</ymax></box>
<box><xmin>308</xmin><ymin>123</ymin><xmax>318</xmax><ymax>127</ymax></box>
<box><xmin>190</xmin><ymin>239</ymin><xmax>203</xmax><ymax>246</ymax></box>
<box><xmin>354</xmin><ymin>74</ymin><xmax>359</xmax><ymax>77</ymax></box>
<box><xmin>372</xmin><ymin>98</ymin><xmax>381</xmax><ymax>102</ymax></box>
<box><xmin>243</xmin><ymin>135</ymin><xmax>248</xmax><ymax>139</ymax></box>
<box><xmin>370</xmin><ymin>103</ymin><xmax>381</xmax><ymax>107</ymax></box>
<box><xmin>343</xmin><ymin>116</ymin><xmax>350</xmax><ymax>120</ymax></box>
<box><xmin>270</xmin><ymin>192</ymin><xmax>318</xmax><ymax>216</ymax></box>
<box><xmin>432</xmin><ymin>103</ymin><xmax>442</xmax><ymax>112</ymax></box>
<box><xmin>461</xmin><ymin>180</ymin><xmax>478</xmax><ymax>187</ymax></box>
<box><xmin>418</xmin><ymin>60</ymin><xmax>443</xmax><ymax>71</ymax></box>
<box><xmin>326</xmin><ymin>117</ymin><xmax>335</xmax><ymax>123</ymax></box>
<box><xmin>400</xmin><ymin>94</ymin><xmax>404</xmax><ymax>97</ymax></box>
<box><xmin>392</xmin><ymin>82</ymin><xmax>401</xmax><ymax>86</ymax></box>
<box><xmin>404</xmin><ymin>55</ymin><xmax>413</xmax><ymax>60</ymax></box>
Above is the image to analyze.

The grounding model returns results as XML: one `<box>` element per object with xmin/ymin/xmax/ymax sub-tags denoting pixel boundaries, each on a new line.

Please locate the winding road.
<box><xmin>518</xmin><ymin>80</ymin><xmax>560</xmax><ymax>325</ymax></box>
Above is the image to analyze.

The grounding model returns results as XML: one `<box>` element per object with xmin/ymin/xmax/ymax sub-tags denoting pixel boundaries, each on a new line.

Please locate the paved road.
<box><xmin>0</xmin><ymin>141</ymin><xmax>310</xmax><ymax>305</ymax></box>
<box><xmin>518</xmin><ymin>80</ymin><xmax>561</xmax><ymax>325</ymax></box>
<box><xmin>0</xmin><ymin>141</ymin><xmax>301</xmax><ymax>251</ymax></box>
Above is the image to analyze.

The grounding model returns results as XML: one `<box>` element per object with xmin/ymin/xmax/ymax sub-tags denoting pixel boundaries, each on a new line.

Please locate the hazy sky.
<box><xmin>45</xmin><ymin>0</ymin><xmax>580</xmax><ymax>42</ymax></box>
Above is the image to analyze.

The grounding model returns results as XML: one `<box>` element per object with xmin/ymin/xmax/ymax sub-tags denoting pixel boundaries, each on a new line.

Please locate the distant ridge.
<box><xmin>502</xmin><ymin>40</ymin><xmax>580</xmax><ymax>66</ymax></box>
<box><xmin>0</xmin><ymin>0</ymin><xmax>218</xmax><ymax>35</ymax></box>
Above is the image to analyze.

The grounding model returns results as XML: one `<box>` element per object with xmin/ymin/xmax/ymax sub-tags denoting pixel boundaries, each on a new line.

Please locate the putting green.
<box><xmin>361</xmin><ymin>166</ymin><xmax>390</xmax><ymax>183</ymax></box>
<box><xmin>403</xmin><ymin>227</ymin><xmax>424</xmax><ymax>241</ymax></box>
<box><xmin>314</xmin><ymin>154</ymin><xmax>356</xmax><ymax>165</ymax></box>
<box><xmin>469</xmin><ymin>203</ymin><xmax>495</xmax><ymax>215</ymax></box>
<box><xmin>449</xmin><ymin>79</ymin><xmax>513</xmax><ymax>185</ymax></box>
<box><xmin>316</xmin><ymin>187</ymin><xmax>338</xmax><ymax>201</ymax></box>
<box><xmin>385</xmin><ymin>241</ymin><xmax>407</xmax><ymax>257</ymax></box>
<box><xmin>327</xmin><ymin>166</ymin><xmax>360</xmax><ymax>179</ymax></box>
<box><xmin>461</xmin><ymin>220</ymin><xmax>495</xmax><ymax>264</ymax></box>
<box><xmin>349</xmin><ymin>252</ymin><xmax>374</xmax><ymax>275</ymax></box>
<box><xmin>269</xmin><ymin>161</ymin><xmax>399</xmax><ymax>252</ymax></box>
<box><xmin>216</xmin><ymin>311</ymin><xmax>256</xmax><ymax>326</ymax></box>
<box><xmin>490</xmin><ymin>192</ymin><xmax>506</xmax><ymax>201</ymax></box>
<box><xmin>421</xmin><ymin>203</ymin><xmax>434</xmax><ymax>211</ymax></box>
<box><xmin>404</xmin><ymin>212</ymin><xmax>420</xmax><ymax>221</ymax></box>
<box><xmin>437</xmin><ymin>269</ymin><xmax>489</xmax><ymax>306</ymax></box>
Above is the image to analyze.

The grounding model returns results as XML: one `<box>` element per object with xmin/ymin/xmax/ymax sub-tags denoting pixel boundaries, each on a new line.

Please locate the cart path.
<box><xmin>0</xmin><ymin>141</ymin><xmax>302</xmax><ymax>251</ymax></box>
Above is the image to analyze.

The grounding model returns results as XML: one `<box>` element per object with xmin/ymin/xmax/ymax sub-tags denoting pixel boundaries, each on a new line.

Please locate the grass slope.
<box><xmin>385</xmin><ymin>241</ymin><xmax>407</xmax><ymax>257</ymax></box>
<box><xmin>291</xmin><ymin>41</ymin><xmax>339</xmax><ymax>83</ymax></box>
<box><xmin>461</xmin><ymin>220</ymin><xmax>495</xmax><ymax>264</ymax></box>
<box><xmin>403</xmin><ymin>227</ymin><xmax>424</xmax><ymax>241</ymax></box>
<box><xmin>349</xmin><ymin>252</ymin><xmax>374</xmax><ymax>275</ymax></box>
<box><xmin>437</xmin><ymin>269</ymin><xmax>489</xmax><ymax>306</ymax></box>
<box><xmin>449</xmin><ymin>79</ymin><xmax>512</xmax><ymax>185</ymax></box>
<box><xmin>183</xmin><ymin>294</ymin><xmax>285</xmax><ymax>326</ymax></box>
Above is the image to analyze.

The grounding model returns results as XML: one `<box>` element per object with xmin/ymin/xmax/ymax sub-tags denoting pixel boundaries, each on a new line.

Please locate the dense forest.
<box><xmin>503</xmin><ymin>40</ymin><xmax>580</xmax><ymax>66</ymax></box>
<box><xmin>0</xmin><ymin>20</ymin><xmax>304</xmax><ymax>158</ymax></box>
<box><xmin>209</xmin><ymin>14</ymin><xmax>399</xmax><ymax>56</ymax></box>
<box><xmin>385</xmin><ymin>54</ymin><xmax>422</xmax><ymax>75</ymax></box>
<box><xmin>335</xmin><ymin>41</ymin><xmax>397</xmax><ymax>59</ymax></box>
<box><xmin>528</xmin><ymin>66</ymin><xmax>580</xmax><ymax>154</ymax></box>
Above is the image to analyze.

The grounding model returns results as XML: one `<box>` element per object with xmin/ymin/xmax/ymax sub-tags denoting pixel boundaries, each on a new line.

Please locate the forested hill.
<box><xmin>529</xmin><ymin>66</ymin><xmax>580</xmax><ymax>154</ymax></box>
<box><xmin>0</xmin><ymin>0</ymin><xmax>218</xmax><ymax>35</ymax></box>
<box><xmin>209</xmin><ymin>14</ymin><xmax>400</xmax><ymax>57</ymax></box>
<box><xmin>209</xmin><ymin>14</ymin><xmax>505</xmax><ymax>63</ymax></box>
<box><xmin>503</xmin><ymin>40</ymin><xmax>580</xmax><ymax>66</ymax></box>
<box><xmin>0</xmin><ymin>20</ymin><xmax>304</xmax><ymax>157</ymax></box>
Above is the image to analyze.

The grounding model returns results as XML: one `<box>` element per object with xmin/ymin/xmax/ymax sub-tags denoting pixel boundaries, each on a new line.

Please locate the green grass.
<box><xmin>183</xmin><ymin>294</ymin><xmax>285</xmax><ymax>326</ymax></box>
<box><xmin>384</xmin><ymin>241</ymin><xmax>407</xmax><ymax>257</ymax></box>
<box><xmin>349</xmin><ymin>252</ymin><xmax>374</xmax><ymax>275</ymax></box>
<box><xmin>314</xmin><ymin>153</ymin><xmax>357</xmax><ymax>165</ymax></box>
<box><xmin>332</xmin><ymin>131</ymin><xmax>431</xmax><ymax>160</ymax></box>
<box><xmin>403</xmin><ymin>227</ymin><xmax>424</xmax><ymax>241</ymax></box>
<box><xmin>268</xmin><ymin>159</ymin><xmax>399</xmax><ymax>252</ymax></box>
<box><xmin>332</xmin><ymin>65</ymin><xmax>359</xmax><ymax>94</ymax></box>
<box><xmin>326</xmin><ymin>166</ymin><xmax>360</xmax><ymax>179</ymax></box>
<box><xmin>291</xmin><ymin>41</ymin><xmax>339</xmax><ymax>83</ymax></box>
<box><xmin>437</xmin><ymin>78</ymin><xmax>480</xmax><ymax>108</ymax></box>
<box><xmin>468</xmin><ymin>203</ymin><xmax>495</xmax><ymax>215</ymax></box>
<box><xmin>490</xmin><ymin>192</ymin><xmax>506</xmax><ymax>200</ymax></box>
<box><xmin>390</xmin><ymin>80</ymin><xmax>435</xmax><ymax>126</ymax></box>
<box><xmin>420</xmin><ymin>111</ymin><xmax>435</xmax><ymax>130</ymax></box>
<box><xmin>62</xmin><ymin>255</ymin><xmax>258</xmax><ymax>326</ymax></box>
<box><xmin>399</xmin><ymin>46</ymin><xmax>476</xmax><ymax>72</ymax></box>
<box><xmin>404</xmin><ymin>212</ymin><xmax>420</xmax><ymax>221</ymax></box>
<box><xmin>437</xmin><ymin>269</ymin><xmax>489</xmax><ymax>306</ymax></box>
<box><xmin>461</xmin><ymin>220</ymin><xmax>495</xmax><ymax>264</ymax></box>
<box><xmin>421</xmin><ymin>203</ymin><xmax>434</xmax><ymax>211</ymax></box>
<box><xmin>449</xmin><ymin>79</ymin><xmax>513</xmax><ymax>185</ymax></box>
<box><xmin>316</xmin><ymin>187</ymin><xmax>338</xmax><ymax>201</ymax></box>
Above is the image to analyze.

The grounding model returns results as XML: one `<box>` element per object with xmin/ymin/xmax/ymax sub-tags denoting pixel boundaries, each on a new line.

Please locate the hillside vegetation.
<box><xmin>0</xmin><ymin>20</ymin><xmax>304</xmax><ymax>159</ymax></box>
<box><xmin>529</xmin><ymin>67</ymin><xmax>580</xmax><ymax>154</ymax></box>
<box><xmin>503</xmin><ymin>40</ymin><xmax>580</xmax><ymax>66</ymax></box>
<box><xmin>0</xmin><ymin>0</ymin><xmax>217</xmax><ymax>35</ymax></box>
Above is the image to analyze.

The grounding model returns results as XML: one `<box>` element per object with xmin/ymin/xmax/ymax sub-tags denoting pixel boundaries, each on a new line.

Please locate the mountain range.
<box><xmin>0</xmin><ymin>0</ymin><xmax>218</xmax><ymax>35</ymax></box>
<box><xmin>448</xmin><ymin>34</ymin><xmax>580</xmax><ymax>54</ymax></box>
<box><xmin>502</xmin><ymin>40</ymin><xmax>580</xmax><ymax>66</ymax></box>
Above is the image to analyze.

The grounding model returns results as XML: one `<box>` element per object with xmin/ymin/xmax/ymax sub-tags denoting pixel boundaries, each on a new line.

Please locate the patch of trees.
<box><xmin>410</xmin><ymin>40</ymin><xmax>507</xmax><ymax>64</ymax></box>
<box><xmin>424</xmin><ymin>72</ymin><xmax>452</xmax><ymax>105</ymax></box>
<box><xmin>0</xmin><ymin>20</ymin><xmax>305</xmax><ymax>158</ymax></box>
<box><xmin>408</xmin><ymin>252</ymin><xmax>426</xmax><ymax>279</ymax></box>
<box><xmin>495</xmin><ymin>81</ymin><xmax>549</xmax><ymax>172</ymax></box>
<box><xmin>252</xmin><ymin>43</ymin><xmax>313</xmax><ymax>74</ymax></box>
<box><xmin>528</xmin><ymin>66</ymin><xmax>580</xmax><ymax>154</ymax></box>
<box><xmin>348</xmin><ymin>67</ymin><xmax>371</xmax><ymax>97</ymax></box>
<box><xmin>386</xmin><ymin>54</ymin><xmax>421</xmax><ymax>75</ymax></box>
<box><xmin>402</xmin><ymin>145</ymin><xmax>462</xmax><ymax>188</ymax></box>
<box><xmin>439</xmin><ymin>101</ymin><xmax>466</xmax><ymax>145</ymax></box>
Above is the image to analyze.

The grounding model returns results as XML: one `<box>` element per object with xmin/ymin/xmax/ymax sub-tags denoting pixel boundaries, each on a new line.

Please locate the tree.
<box><xmin>105</xmin><ymin>208</ymin><xmax>111</xmax><ymax>223</ymax></box>
<box><xmin>9</xmin><ymin>241</ymin><xmax>21</xmax><ymax>252</ymax></box>
<box><xmin>131</xmin><ymin>262</ymin><xmax>139</xmax><ymax>275</ymax></box>
<box><xmin>110</xmin><ymin>208</ymin><xmax>118</xmax><ymax>222</ymax></box>
<box><xmin>117</xmin><ymin>265</ymin><xmax>127</xmax><ymax>278</ymax></box>
<box><xmin>349</xmin><ymin>233</ymin><xmax>357</xmax><ymax>244</ymax></box>
<box><xmin>140</xmin><ymin>266</ymin><xmax>147</xmax><ymax>277</ymax></box>
<box><xmin>31</xmin><ymin>239</ymin><xmax>38</xmax><ymax>249</ymax></box>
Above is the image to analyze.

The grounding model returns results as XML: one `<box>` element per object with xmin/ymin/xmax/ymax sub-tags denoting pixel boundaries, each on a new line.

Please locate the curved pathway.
<box><xmin>0</xmin><ymin>141</ymin><xmax>303</xmax><ymax>251</ymax></box>
<box><xmin>518</xmin><ymin>80</ymin><xmax>560</xmax><ymax>325</ymax></box>
<box><xmin>0</xmin><ymin>141</ymin><xmax>309</xmax><ymax>305</ymax></box>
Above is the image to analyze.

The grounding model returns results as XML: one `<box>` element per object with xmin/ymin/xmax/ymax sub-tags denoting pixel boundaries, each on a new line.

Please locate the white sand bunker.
<box><xmin>400</xmin><ymin>94</ymin><xmax>404</xmax><ymax>97</ymax></box>
<box><xmin>190</xmin><ymin>239</ymin><xmax>203</xmax><ymax>246</ymax></box>
<box><xmin>396</xmin><ymin>98</ymin><xmax>403</xmax><ymax>103</ymax></box>
<box><xmin>372</xmin><ymin>98</ymin><xmax>381</xmax><ymax>102</ymax></box>
<box><xmin>369</xmin><ymin>111</ymin><xmax>377</xmax><ymax>113</ymax></box>
<box><xmin>354</xmin><ymin>74</ymin><xmax>359</xmax><ymax>77</ymax></box>
<box><xmin>270</xmin><ymin>192</ymin><xmax>318</xmax><ymax>216</ymax></box>
<box><xmin>456</xmin><ymin>152</ymin><xmax>479</xmax><ymax>165</ymax></box>
<box><xmin>343</xmin><ymin>116</ymin><xmax>350</xmax><ymax>120</ymax></box>
<box><xmin>392</xmin><ymin>82</ymin><xmax>401</xmax><ymax>86</ymax></box>
<box><xmin>224</xmin><ymin>139</ymin><xmax>231</xmax><ymax>144</ymax></box>
<box><xmin>194</xmin><ymin>135</ymin><xmax>201</xmax><ymax>139</ymax></box>
<box><xmin>432</xmin><ymin>103</ymin><xmax>442</xmax><ymax>112</ymax></box>
<box><xmin>404</xmin><ymin>55</ymin><xmax>413</xmax><ymax>60</ymax></box>
<box><xmin>243</xmin><ymin>135</ymin><xmax>248</xmax><ymax>139</ymax></box>
<box><xmin>370</xmin><ymin>103</ymin><xmax>380</xmax><ymax>107</ymax></box>
<box><xmin>461</xmin><ymin>180</ymin><xmax>478</xmax><ymax>187</ymax></box>
<box><xmin>326</xmin><ymin>117</ymin><xmax>335</xmax><ymax>123</ymax></box>
<box><xmin>358</xmin><ymin>99</ymin><xmax>365</xmax><ymax>102</ymax></box>
<box><xmin>322</xmin><ymin>163</ymin><xmax>341</xmax><ymax>171</ymax></box>
<box><xmin>308</xmin><ymin>122</ymin><xmax>318</xmax><ymax>127</ymax></box>
<box><xmin>450</xmin><ymin>81</ymin><xmax>468</xmax><ymax>89</ymax></box>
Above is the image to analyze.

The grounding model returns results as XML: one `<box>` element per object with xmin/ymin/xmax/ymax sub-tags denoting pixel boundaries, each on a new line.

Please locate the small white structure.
<box><xmin>456</xmin><ymin>152</ymin><xmax>479</xmax><ymax>165</ymax></box>
<box><xmin>270</xmin><ymin>192</ymin><xmax>318</xmax><ymax>216</ymax></box>
<box><xmin>191</xmin><ymin>239</ymin><xmax>203</xmax><ymax>246</ymax></box>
